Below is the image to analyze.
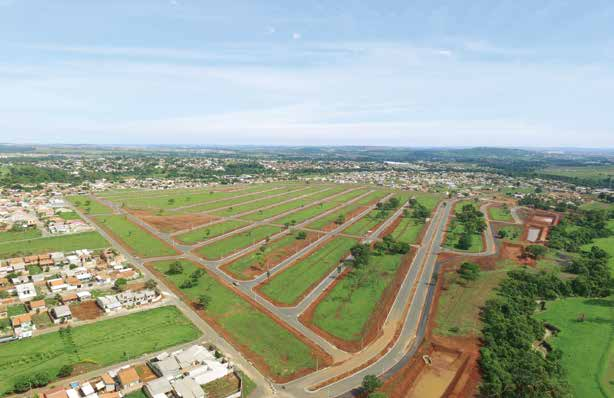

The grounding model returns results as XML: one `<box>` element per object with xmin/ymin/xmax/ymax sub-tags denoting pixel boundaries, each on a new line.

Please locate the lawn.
<box><xmin>0</xmin><ymin>306</ymin><xmax>201</xmax><ymax>395</ymax></box>
<box><xmin>93</xmin><ymin>215</ymin><xmax>178</xmax><ymax>257</ymax></box>
<box><xmin>195</xmin><ymin>225</ymin><xmax>282</xmax><ymax>260</ymax></box>
<box><xmin>259</xmin><ymin>236</ymin><xmax>356</xmax><ymax>305</ymax></box>
<box><xmin>274</xmin><ymin>200</ymin><xmax>340</xmax><ymax>226</ymax></box>
<box><xmin>306</xmin><ymin>190</ymin><xmax>390</xmax><ymax>230</ymax></box>
<box><xmin>0</xmin><ymin>228</ymin><xmax>41</xmax><ymax>243</ymax></box>
<box><xmin>410</xmin><ymin>192</ymin><xmax>443</xmax><ymax>212</ymax></box>
<box><xmin>434</xmin><ymin>264</ymin><xmax>510</xmax><ymax>336</ymax></box>
<box><xmin>582</xmin><ymin>220</ymin><xmax>614</xmax><ymax>276</ymax></box>
<box><xmin>171</xmin><ymin>187</ymin><xmax>286</xmax><ymax>214</ymax></box>
<box><xmin>152</xmin><ymin>260</ymin><xmax>319</xmax><ymax>379</ymax></box>
<box><xmin>342</xmin><ymin>193</ymin><xmax>411</xmax><ymax>236</ymax></box>
<box><xmin>209</xmin><ymin>187</ymin><xmax>324</xmax><ymax>217</ymax></box>
<box><xmin>66</xmin><ymin>195</ymin><xmax>112</xmax><ymax>215</ymax></box>
<box><xmin>536</xmin><ymin>296</ymin><xmax>614</xmax><ymax>398</ymax></box>
<box><xmin>497</xmin><ymin>224</ymin><xmax>523</xmax><ymax>243</ymax></box>
<box><xmin>488</xmin><ymin>206</ymin><xmax>513</xmax><ymax>222</ymax></box>
<box><xmin>443</xmin><ymin>221</ymin><xmax>484</xmax><ymax>253</ymax></box>
<box><xmin>311</xmin><ymin>252</ymin><xmax>404</xmax><ymax>341</ymax></box>
<box><xmin>0</xmin><ymin>231</ymin><xmax>109</xmax><ymax>258</ymax></box>
<box><xmin>390</xmin><ymin>217</ymin><xmax>424</xmax><ymax>244</ymax></box>
<box><xmin>57</xmin><ymin>211</ymin><xmax>82</xmax><ymax>221</ymax></box>
<box><xmin>174</xmin><ymin>220</ymin><xmax>249</xmax><ymax>245</ymax></box>
<box><xmin>7</xmin><ymin>304</ymin><xmax>27</xmax><ymax>317</ymax></box>
<box><xmin>222</xmin><ymin>231</ymin><xmax>320</xmax><ymax>280</ymax></box>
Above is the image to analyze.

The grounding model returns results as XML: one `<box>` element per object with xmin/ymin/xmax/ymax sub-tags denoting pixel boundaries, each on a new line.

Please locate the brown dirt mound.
<box><xmin>69</xmin><ymin>301</ymin><xmax>103</xmax><ymax>320</ymax></box>
<box><xmin>128</xmin><ymin>209</ymin><xmax>219</xmax><ymax>233</ymax></box>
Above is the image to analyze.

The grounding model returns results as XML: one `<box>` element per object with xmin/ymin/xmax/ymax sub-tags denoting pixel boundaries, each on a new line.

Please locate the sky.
<box><xmin>1</xmin><ymin>0</ymin><xmax>613</xmax><ymax>147</ymax></box>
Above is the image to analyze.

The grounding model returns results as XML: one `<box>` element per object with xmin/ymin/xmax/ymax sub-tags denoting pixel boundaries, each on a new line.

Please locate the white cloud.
<box><xmin>292</xmin><ymin>32</ymin><xmax>302</xmax><ymax>40</ymax></box>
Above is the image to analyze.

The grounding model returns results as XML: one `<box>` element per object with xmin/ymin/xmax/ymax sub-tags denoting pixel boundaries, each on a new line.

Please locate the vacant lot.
<box><xmin>171</xmin><ymin>187</ymin><xmax>286</xmax><ymax>214</ymax></box>
<box><xmin>152</xmin><ymin>260</ymin><xmax>319</xmax><ymax>380</ymax></box>
<box><xmin>311</xmin><ymin>253</ymin><xmax>404</xmax><ymax>342</ymax></box>
<box><xmin>66</xmin><ymin>195</ymin><xmax>112</xmax><ymax>215</ymax></box>
<box><xmin>434</xmin><ymin>265</ymin><xmax>510</xmax><ymax>336</ymax></box>
<box><xmin>0</xmin><ymin>306</ymin><xmax>200</xmax><ymax>395</ymax></box>
<box><xmin>488</xmin><ymin>206</ymin><xmax>513</xmax><ymax>222</ymax></box>
<box><xmin>195</xmin><ymin>225</ymin><xmax>282</xmax><ymax>260</ymax></box>
<box><xmin>444</xmin><ymin>221</ymin><xmax>484</xmax><ymax>253</ymax></box>
<box><xmin>259</xmin><ymin>236</ymin><xmax>356</xmax><ymax>305</ymax></box>
<box><xmin>497</xmin><ymin>224</ymin><xmax>523</xmax><ymax>243</ymax></box>
<box><xmin>209</xmin><ymin>187</ymin><xmax>324</xmax><ymax>217</ymax></box>
<box><xmin>536</xmin><ymin>296</ymin><xmax>614</xmax><ymax>398</ymax></box>
<box><xmin>175</xmin><ymin>220</ymin><xmax>249</xmax><ymax>245</ymax></box>
<box><xmin>0</xmin><ymin>231</ymin><xmax>108</xmax><ymax>258</ymax></box>
<box><xmin>222</xmin><ymin>231</ymin><xmax>320</xmax><ymax>280</ymax></box>
<box><xmin>541</xmin><ymin>165</ymin><xmax>614</xmax><ymax>183</ymax></box>
<box><xmin>390</xmin><ymin>217</ymin><xmax>424</xmax><ymax>244</ymax></box>
<box><xmin>0</xmin><ymin>228</ymin><xmax>41</xmax><ymax>243</ymax></box>
<box><xmin>306</xmin><ymin>190</ymin><xmax>389</xmax><ymax>230</ymax></box>
<box><xmin>93</xmin><ymin>215</ymin><xmax>178</xmax><ymax>257</ymax></box>
<box><xmin>274</xmin><ymin>200</ymin><xmax>340</xmax><ymax>226</ymax></box>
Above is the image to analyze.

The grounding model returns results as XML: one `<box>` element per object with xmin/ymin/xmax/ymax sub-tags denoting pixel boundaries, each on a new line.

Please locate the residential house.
<box><xmin>15</xmin><ymin>282</ymin><xmax>37</xmax><ymax>302</ymax></box>
<box><xmin>100</xmin><ymin>373</ymin><xmax>117</xmax><ymax>393</ymax></box>
<box><xmin>117</xmin><ymin>367</ymin><xmax>142</xmax><ymax>393</ymax></box>
<box><xmin>28</xmin><ymin>299</ymin><xmax>47</xmax><ymax>313</ymax></box>
<box><xmin>43</xmin><ymin>387</ymin><xmax>69</xmax><ymax>398</ymax></box>
<box><xmin>11</xmin><ymin>313</ymin><xmax>35</xmax><ymax>338</ymax></box>
<box><xmin>48</xmin><ymin>278</ymin><xmax>69</xmax><ymax>293</ymax></box>
<box><xmin>50</xmin><ymin>305</ymin><xmax>72</xmax><ymax>324</ymax></box>
<box><xmin>96</xmin><ymin>296</ymin><xmax>122</xmax><ymax>313</ymax></box>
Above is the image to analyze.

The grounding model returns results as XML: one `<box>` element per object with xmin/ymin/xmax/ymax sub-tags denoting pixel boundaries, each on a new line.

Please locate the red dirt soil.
<box><xmin>69</xmin><ymin>301</ymin><xmax>103</xmax><ymax>320</ymax></box>
<box><xmin>128</xmin><ymin>209</ymin><xmax>219</xmax><ymax>233</ymax></box>
<box><xmin>221</xmin><ymin>231</ymin><xmax>322</xmax><ymax>280</ymax></box>
<box><xmin>144</xmin><ymin>260</ymin><xmax>332</xmax><ymax>383</ymax></box>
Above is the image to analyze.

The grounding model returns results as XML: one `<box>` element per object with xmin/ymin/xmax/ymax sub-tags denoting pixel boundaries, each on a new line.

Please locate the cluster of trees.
<box><xmin>376</xmin><ymin>197</ymin><xmax>401</xmax><ymax>211</ymax></box>
<box><xmin>454</xmin><ymin>204</ymin><xmax>486</xmax><ymax>250</ymax></box>
<box><xmin>548</xmin><ymin>209</ymin><xmax>612</xmax><ymax>252</ymax></box>
<box><xmin>480</xmin><ymin>247</ymin><xmax>613</xmax><ymax>396</ymax></box>
<box><xmin>180</xmin><ymin>268</ymin><xmax>205</xmax><ymax>289</ymax></box>
<box><xmin>519</xmin><ymin>194</ymin><xmax>576</xmax><ymax>212</ymax></box>
<box><xmin>408</xmin><ymin>198</ymin><xmax>430</xmax><ymax>221</ymax></box>
<box><xmin>374</xmin><ymin>235</ymin><xmax>410</xmax><ymax>255</ymax></box>
<box><xmin>13</xmin><ymin>372</ymin><xmax>51</xmax><ymax>393</ymax></box>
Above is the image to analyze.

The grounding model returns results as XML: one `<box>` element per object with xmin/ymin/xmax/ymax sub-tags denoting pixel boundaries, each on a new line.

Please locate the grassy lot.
<box><xmin>195</xmin><ymin>225</ymin><xmax>282</xmax><ymax>260</ymax></box>
<box><xmin>94</xmin><ymin>215</ymin><xmax>178</xmax><ymax>257</ymax></box>
<box><xmin>488</xmin><ymin>206</ymin><xmax>513</xmax><ymax>222</ymax></box>
<box><xmin>274</xmin><ymin>201</ymin><xmax>340</xmax><ymax>226</ymax></box>
<box><xmin>175</xmin><ymin>220</ymin><xmax>249</xmax><ymax>245</ymax></box>
<box><xmin>57</xmin><ymin>211</ymin><xmax>82</xmax><ymax>221</ymax></box>
<box><xmin>434</xmin><ymin>263</ymin><xmax>511</xmax><ymax>336</ymax></box>
<box><xmin>224</xmin><ymin>231</ymin><xmax>319</xmax><ymax>280</ymax></box>
<box><xmin>536</xmin><ymin>296</ymin><xmax>614</xmax><ymax>398</ymax></box>
<box><xmin>311</xmin><ymin>253</ymin><xmax>404</xmax><ymax>341</ymax></box>
<box><xmin>540</xmin><ymin>165</ymin><xmax>614</xmax><ymax>183</ymax></box>
<box><xmin>0</xmin><ymin>231</ymin><xmax>108</xmax><ymax>258</ymax></box>
<box><xmin>108</xmin><ymin>185</ymin><xmax>278</xmax><ymax>211</ymax></box>
<box><xmin>0</xmin><ymin>306</ymin><xmax>201</xmax><ymax>395</ymax></box>
<box><xmin>66</xmin><ymin>195</ymin><xmax>112</xmax><ymax>215</ymax></box>
<box><xmin>259</xmin><ymin>236</ymin><xmax>356</xmax><ymax>305</ymax></box>
<box><xmin>390</xmin><ymin>217</ymin><xmax>424</xmax><ymax>244</ymax></box>
<box><xmin>497</xmin><ymin>224</ymin><xmax>523</xmax><ymax>243</ymax></box>
<box><xmin>210</xmin><ymin>187</ymin><xmax>324</xmax><ymax>217</ymax></box>
<box><xmin>171</xmin><ymin>187</ymin><xmax>286</xmax><ymax>214</ymax></box>
<box><xmin>453</xmin><ymin>200</ymin><xmax>478</xmax><ymax>212</ymax></box>
<box><xmin>444</xmin><ymin>221</ymin><xmax>484</xmax><ymax>253</ymax></box>
<box><xmin>410</xmin><ymin>192</ymin><xmax>443</xmax><ymax>212</ymax></box>
<box><xmin>125</xmin><ymin>390</ymin><xmax>148</xmax><ymax>398</ymax></box>
<box><xmin>306</xmin><ymin>190</ymin><xmax>389</xmax><ymax>230</ymax></box>
<box><xmin>580</xmin><ymin>201</ymin><xmax>614</xmax><ymax>211</ymax></box>
<box><xmin>152</xmin><ymin>260</ymin><xmax>318</xmax><ymax>379</ymax></box>
<box><xmin>582</xmin><ymin>220</ymin><xmax>614</xmax><ymax>276</ymax></box>
<box><xmin>342</xmin><ymin>193</ymin><xmax>411</xmax><ymax>236</ymax></box>
<box><xmin>7</xmin><ymin>304</ymin><xmax>27</xmax><ymax>317</ymax></box>
<box><xmin>0</xmin><ymin>228</ymin><xmax>41</xmax><ymax>243</ymax></box>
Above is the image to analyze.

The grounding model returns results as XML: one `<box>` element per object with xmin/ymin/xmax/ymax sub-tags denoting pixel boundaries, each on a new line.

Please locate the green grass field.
<box><xmin>274</xmin><ymin>201</ymin><xmax>340</xmax><ymax>226</ymax></box>
<box><xmin>497</xmin><ymin>224</ymin><xmax>523</xmax><ymax>242</ymax></box>
<box><xmin>541</xmin><ymin>165</ymin><xmax>614</xmax><ymax>182</ymax></box>
<box><xmin>94</xmin><ymin>215</ymin><xmax>178</xmax><ymax>257</ymax></box>
<box><xmin>170</xmin><ymin>187</ymin><xmax>286</xmax><ymax>214</ymax></box>
<box><xmin>343</xmin><ymin>193</ymin><xmax>411</xmax><ymax>236</ymax></box>
<box><xmin>410</xmin><ymin>192</ymin><xmax>443</xmax><ymax>212</ymax></box>
<box><xmin>259</xmin><ymin>236</ymin><xmax>356</xmax><ymax>305</ymax></box>
<box><xmin>107</xmin><ymin>185</ymin><xmax>278</xmax><ymax>211</ymax></box>
<box><xmin>195</xmin><ymin>225</ymin><xmax>282</xmax><ymax>260</ymax></box>
<box><xmin>488</xmin><ymin>206</ymin><xmax>513</xmax><ymax>222</ymax></box>
<box><xmin>582</xmin><ymin>220</ymin><xmax>614</xmax><ymax>276</ymax></box>
<box><xmin>66</xmin><ymin>195</ymin><xmax>112</xmax><ymax>215</ymax></box>
<box><xmin>306</xmin><ymin>190</ymin><xmax>389</xmax><ymax>230</ymax></box>
<box><xmin>536</xmin><ymin>296</ymin><xmax>614</xmax><ymax>398</ymax></box>
<box><xmin>209</xmin><ymin>187</ymin><xmax>324</xmax><ymax>217</ymax></box>
<box><xmin>57</xmin><ymin>211</ymin><xmax>82</xmax><ymax>221</ymax></box>
<box><xmin>223</xmin><ymin>231</ymin><xmax>319</xmax><ymax>280</ymax></box>
<box><xmin>311</xmin><ymin>253</ymin><xmax>404</xmax><ymax>341</ymax></box>
<box><xmin>444</xmin><ymin>221</ymin><xmax>484</xmax><ymax>253</ymax></box>
<box><xmin>0</xmin><ymin>228</ymin><xmax>41</xmax><ymax>243</ymax></box>
<box><xmin>434</xmin><ymin>264</ymin><xmax>510</xmax><ymax>336</ymax></box>
<box><xmin>0</xmin><ymin>231</ymin><xmax>108</xmax><ymax>258</ymax></box>
<box><xmin>0</xmin><ymin>306</ymin><xmax>201</xmax><ymax>395</ymax></box>
<box><xmin>152</xmin><ymin>260</ymin><xmax>318</xmax><ymax>379</ymax></box>
<box><xmin>175</xmin><ymin>220</ymin><xmax>249</xmax><ymax>245</ymax></box>
<box><xmin>390</xmin><ymin>217</ymin><xmax>423</xmax><ymax>244</ymax></box>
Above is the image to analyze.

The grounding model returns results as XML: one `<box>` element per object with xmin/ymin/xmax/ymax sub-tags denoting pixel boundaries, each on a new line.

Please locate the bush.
<box><xmin>362</xmin><ymin>375</ymin><xmax>383</xmax><ymax>393</ymax></box>
<box><xmin>458</xmin><ymin>262</ymin><xmax>480</xmax><ymax>282</ymax></box>
<box><xmin>57</xmin><ymin>364</ymin><xmax>74</xmax><ymax>378</ymax></box>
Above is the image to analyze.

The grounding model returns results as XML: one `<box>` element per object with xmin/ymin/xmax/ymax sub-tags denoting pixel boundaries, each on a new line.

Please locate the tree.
<box><xmin>30</xmin><ymin>372</ymin><xmax>50</xmax><ymax>388</ymax></box>
<box><xmin>145</xmin><ymin>279</ymin><xmax>158</xmax><ymax>290</ymax></box>
<box><xmin>114</xmin><ymin>278</ymin><xmax>128</xmax><ymax>291</ymax></box>
<box><xmin>57</xmin><ymin>364</ymin><xmax>74</xmax><ymax>378</ymax></box>
<box><xmin>13</xmin><ymin>376</ymin><xmax>31</xmax><ymax>393</ymax></box>
<box><xmin>456</xmin><ymin>233</ymin><xmax>471</xmax><ymax>250</ymax></box>
<box><xmin>296</xmin><ymin>231</ymin><xmax>307</xmax><ymax>240</ymax></box>
<box><xmin>167</xmin><ymin>261</ymin><xmax>184</xmax><ymax>275</ymax></box>
<box><xmin>362</xmin><ymin>375</ymin><xmax>383</xmax><ymax>393</ymax></box>
<box><xmin>350</xmin><ymin>244</ymin><xmax>371</xmax><ymax>267</ymax></box>
<box><xmin>198</xmin><ymin>295</ymin><xmax>211</xmax><ymax>310</ymax></box>
<box><xmin>458</xmin><ymin>262</ymin><xmax>480</xmax><ymax>282</ymax></box>
<box><xmin>525</xmin><ymin>245</ymin><xmax>547</xmax><ymax>260</ymax></box>
<box><xmin>335</xmin><ymin>214</ymin><xmax>346</xmax><ymax>225</ymax></box>
<box><xmin>498</xmin><ymin>229</ymin><xmax>508</xmax><ymax>239</ymax></box>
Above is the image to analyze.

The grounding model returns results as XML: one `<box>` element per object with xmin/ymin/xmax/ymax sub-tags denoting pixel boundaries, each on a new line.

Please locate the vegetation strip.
<box><xmin>0</xmin><ymin>231</ymin><xmax>109</xmax><ymax>258</ymax></box>
<box><xmin>195</xmin><ymin>225</ymin><xmax>282</xmax><ymax>260</ymax></box>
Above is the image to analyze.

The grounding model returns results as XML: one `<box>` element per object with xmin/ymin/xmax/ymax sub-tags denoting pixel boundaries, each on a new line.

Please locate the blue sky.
<box><xmin>1</xmin><ymin>0</ymin><xmax>613</xmax><ymax>147</ymax></box>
